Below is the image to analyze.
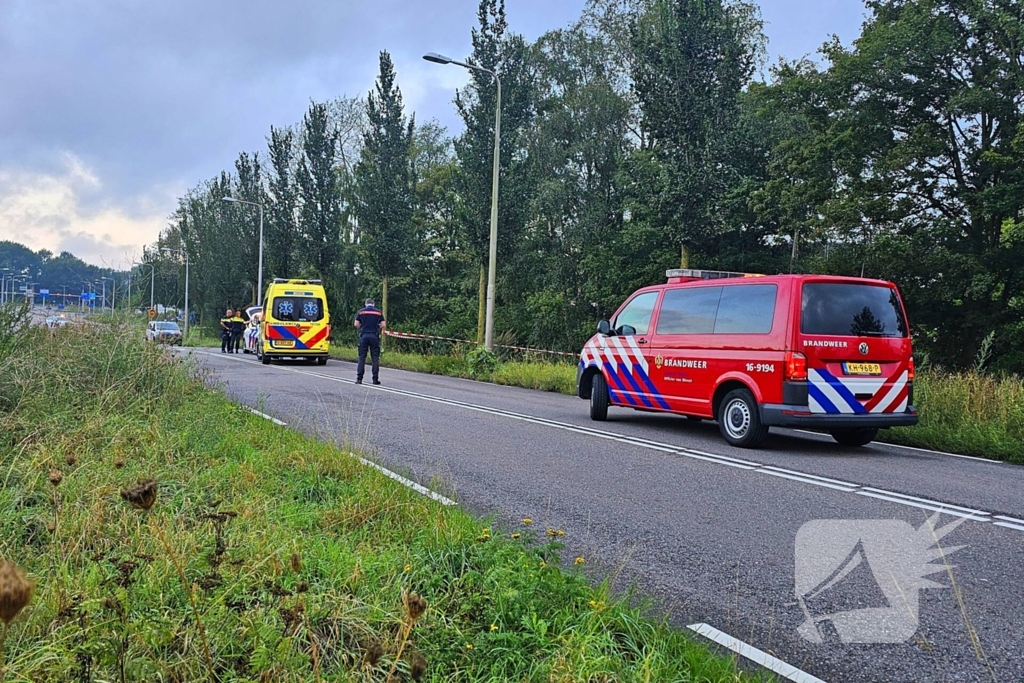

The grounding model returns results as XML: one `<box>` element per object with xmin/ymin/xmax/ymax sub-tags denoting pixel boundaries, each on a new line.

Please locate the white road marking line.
<box><xmin>760</xmin><ymin>466</ymin><xmax>860</xmax><ymax>489</ymax></box>
<box><xmin>247</xmin><ymin>408</ymin><xmax>287</xmax><ymax>426</ymax></box>
<box><xmin>759</xmin><ymin>469</ymin><xmax>860</xmax><ymax>492</ymax></box>
<box><xmin>991</xmin><ymin>516</ymin><xmax>1024</xmax><ymax>528</ymax></box>
<box><xmin>858</xmin><ymin>487</ymin><xmax>991</xmax><ymax>516</ymax></box>
<box><xmin>854</xmin><ymin>490</ymin><xmax>989</xmax><ymax>520</ymax></box>
<box><xmin>793</xmin><ymin>429</ymin><xmax>1004</xmax><ymax>464</ymax></box>
<box><xmin>351</xmin><ymin>454</ymin><xmax>457</xmax><ymax>506</ymax></box>
<box><xmin>687</xmin><ymin>623</ymin><xmax>827</xmax><ymax>683</ymax></box>
<box><xmin>192</xmin><ymin>351</ymin><xmax>1023</xmax><ymax>534</ymax></box>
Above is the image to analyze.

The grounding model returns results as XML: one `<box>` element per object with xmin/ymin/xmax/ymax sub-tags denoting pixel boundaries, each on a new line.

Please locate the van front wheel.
<box><xmin>590</xmin><ymin>373</ymin><xmax>609</xmax><ymax>421</ymax></box>
<box><xmin>830</xmin><ymin>428</ymin><xmax>878</xmax><ymax>447</ymax></box>
<box><xmin>718</xmin><ymin>388</ymin><xmax>769</xmax><ymax>448</ymax></box>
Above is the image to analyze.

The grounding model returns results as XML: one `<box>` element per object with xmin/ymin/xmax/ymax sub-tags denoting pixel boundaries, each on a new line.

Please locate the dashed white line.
<box><xmin>687</xmin><ymin>623</ymin><xmax>827</xmax><ymax>683</ymax></box>
<box><xmin>191</xmin><ymin>350</ymin><xmax>1024</xmax><ymax>535</ymax></box>
<box><xmin>247</xmin><ymin>407</ymin><xmax>287</xmax><ymax>426</ymax></box>
<box><xmin>352</xmin><ymin>453</ymin><xmax>457</xmax><ymax>507</ymax></box>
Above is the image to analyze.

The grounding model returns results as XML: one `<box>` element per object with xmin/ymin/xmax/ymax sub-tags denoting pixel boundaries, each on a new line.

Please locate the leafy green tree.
<box><xmin>297</xmin><ymin>101</ymin><xmax>343</xmax><ymax>282</ymax></box>
<box><xmin>629</xmin><ymin>0</ymin><xmax>764</xmax><ymax>267</ymax></box>
<box><xmin>817</xmin><ymin>0</ymin><xmax>1024</xmax><ymax>368</ymax></box>
<box><xmin>354</xmin><ymin>51</ymin><xmax>416</xmax><ymax>322</ymax></box>
<box><xmin>266</xmin><ymin>126</ymin><xmax>299</xmax><ymax>280</ymax></box>
<box><xmin>454</xmin><ymin>0</ymin><xmax>538</xmax><ymax>342</ymax></box>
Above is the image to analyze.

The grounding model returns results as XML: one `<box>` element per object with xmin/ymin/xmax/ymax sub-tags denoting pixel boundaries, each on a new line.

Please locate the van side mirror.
<box><xmin>597</xmin><ymin>320</ymin><xmax>612</xmax><ymax>336</ymax></box>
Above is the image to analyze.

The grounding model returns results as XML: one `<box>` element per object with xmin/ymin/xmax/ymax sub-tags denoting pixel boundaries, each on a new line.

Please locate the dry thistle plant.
<box><xmin>0</xmin><ymin>559</ymin><xmax>35</xmax><ymax>680</ymax></box>
<box><xmin>290</xmin><ymin>552</ymin><xmax>302</xmax><ymax>574</ymax></box>
<box><xmin>403</xmin><ymin>591</ymin><xmax>427</xmax><ymax>624</ymax></box>
<box><xmin>388</xmin><ymin>591</ymin><xmax>429</xmax><ymax>681</ymax></box>
<box><xmin>120</xmin><ymin>479</ymin><xmax>157</xmax><ymax>511</ymax></box>
<box><xmin>363</xmin><ymin>639</ymin><xmax>383</xmax><ymax>668</ymax></box>
<box><xmin>0</xmin><ymin>560</ymin><xmax>33</xmax><ymax>625</ymax></box>
<box><xmin>407</xmin><ymin>651</ymin><xmax>428</xmax><ymax>681</ymax></box>
<box><xmin>48</xmin><ymin>469</ymin><xmax>63</xmax><ymax>487</ymax></box>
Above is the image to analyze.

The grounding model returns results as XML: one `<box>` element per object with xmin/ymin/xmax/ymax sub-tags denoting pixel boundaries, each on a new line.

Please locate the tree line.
<box><xmin>148</xmin><ymin>0</ymin><xmax>1024</xmax><ymax>373</ymax></box>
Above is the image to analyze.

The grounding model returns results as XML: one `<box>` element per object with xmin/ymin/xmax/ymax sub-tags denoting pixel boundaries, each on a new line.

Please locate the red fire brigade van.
<box><xmin>577</xmin><ymin>269</ymin><xmax>919</xmax><ymax>448</ymax></box>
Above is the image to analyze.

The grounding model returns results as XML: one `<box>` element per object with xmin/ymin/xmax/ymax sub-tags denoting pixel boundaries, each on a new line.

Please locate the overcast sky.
<box><xmin>0</xmin><ymin>0</ymin><xmax>868</xmax><ymax>268</ymax></box>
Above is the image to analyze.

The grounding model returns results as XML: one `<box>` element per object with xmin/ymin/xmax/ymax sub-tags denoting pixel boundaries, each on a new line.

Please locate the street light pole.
<box><xmin>424</xmin><ymin>52</ymin><xmax>501</xmax><ymax>351</ymax></box>
<box><xmin>221</xmin><ymin>196</ymin><xmax>265</xmax><ymax>306</ymax></box>
<box><xmin>132</xmin><ymin>262</ymin><xmax>156</xmax><ymax>311</ymax></box>
<box><xmin>162</xmin><ymin>248</ymin><xmax>190</xmax><ymax>339</ymax></box>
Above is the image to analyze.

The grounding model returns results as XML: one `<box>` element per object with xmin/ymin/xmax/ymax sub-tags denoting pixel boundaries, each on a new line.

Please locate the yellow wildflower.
<box><xmin>404</xmin><ymin>564</ymin><xmax>412</xmax><ymax>573</ymax></box>
<box><xmin>574</xmin><ymin>557</ymin><xmax>585</xmax><ymax>565</ymax></box>
<box><xmin>510</xmin><ymin>532</ymin><xmax>521</xmax><ymax>539</ymax></box>
<box><xmin>465</xmin><ymin>643</ymin><xmax>474</xmax><ymax>650</ymax></box>
<box><xmin>522</xmin><ymin>518</ymin><xmax>533</xmax><ymax>525</ymax></box>
<box><xmin>539</xmin><ymin>561</ymin><xmax>547</xmax><ymax>568</ymax></box>
<box><xmin>490</xmin><ymin>623</ymin><xmax>498</xmax><ymax>632</ymax></box>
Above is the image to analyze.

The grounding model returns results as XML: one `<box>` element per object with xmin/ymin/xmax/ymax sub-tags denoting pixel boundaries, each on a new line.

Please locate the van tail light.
<box><xmin>784</xmin><ymin>351</ymin><xmax>808</xmax><ymax>382</ymax></box>
<box><xmin>908</xmin><ymin>357</ymin><xmax>915</xmax><ymax>381</ymax></box>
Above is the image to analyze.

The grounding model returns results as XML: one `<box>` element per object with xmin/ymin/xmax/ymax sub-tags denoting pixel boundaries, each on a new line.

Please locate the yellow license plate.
<box><xmin>274</xmin><ymin>340</ymin><xmax>295</xmax><ymax>348</ymax></box>
<box><xmin>844</xmin><ymin>362</ymin><xmax>881</xmax><ymax>376</ymax></box>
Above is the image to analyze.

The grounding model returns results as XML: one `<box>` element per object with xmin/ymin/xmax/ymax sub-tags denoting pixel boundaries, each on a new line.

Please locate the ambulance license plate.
<box><xmin>843</xmin><ymin>362</ymin><xmax>881</xmax><ymax>376</ymax></box>
<box><xmin>274</xmin><ymin>340</ymin><xmax>295</xmax><ymax>348</ymax></box>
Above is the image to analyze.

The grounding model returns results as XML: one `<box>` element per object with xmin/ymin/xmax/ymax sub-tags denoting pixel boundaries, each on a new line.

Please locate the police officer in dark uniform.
<box><xmin>354</xmin><ymin>298</ymin><xmax>385</xmax><ymax>385</ymax></box>
<box><xmin>220</xmin><ymin>309</ymin><xmax>233</xmax><ymax>353</ymax></box>
<box><xmin>230</xmin><ymin>309</ymin><xmax>246</xmax><ymax>353</ymax></box>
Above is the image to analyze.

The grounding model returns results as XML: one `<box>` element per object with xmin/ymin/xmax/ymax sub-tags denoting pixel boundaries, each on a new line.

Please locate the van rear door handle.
<box><xmin>637</xmin><ymin>338</ymin><xmax>648</xmax><ymax>346</ymax></box>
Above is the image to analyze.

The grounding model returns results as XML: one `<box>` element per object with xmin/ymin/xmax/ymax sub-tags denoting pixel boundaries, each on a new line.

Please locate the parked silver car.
<box><xmin>146</xmin><ymin>321</ymin><xmax>182</xmax><ymax>345</ymax></box>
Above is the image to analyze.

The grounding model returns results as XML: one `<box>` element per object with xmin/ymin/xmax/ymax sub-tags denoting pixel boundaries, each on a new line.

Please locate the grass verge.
<box><xmin>0</xmin><ymin>320</ymin><xmax>764</xmax><ymax>681</ymax></box>
<box><xmin>331</xmin><ymin>346</ymin><xmax>576</xmax><ymax>395</ymax></box>
<box><xmin>331</xmin><ymin>344</ymin><xmax>1023</xmax><ymax>464</ymax></box>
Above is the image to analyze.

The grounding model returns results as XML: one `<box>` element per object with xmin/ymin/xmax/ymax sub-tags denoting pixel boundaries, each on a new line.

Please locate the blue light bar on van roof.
<box><xmin>666</xmin><ymin>269</ymin><xmax>764</xmax><ymax>281</ymax></box>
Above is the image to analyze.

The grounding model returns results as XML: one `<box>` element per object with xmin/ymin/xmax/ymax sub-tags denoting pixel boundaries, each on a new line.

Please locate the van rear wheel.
<box><xmin>261</xmin><ymin>353</ymin><xmax>271</xmax><ymax>365</ymax></box>
<box><xmin>718</xmin><ymin>388</ymin><xmax>769</xmax><ymax>448</ymax></box>
<box><xmin>830</xmin><ymin>428</ymin><xmax>878</xmax><ymax>447</ymax></box>
<box><xmin>590</xmin><ymin>373</ymin><xmax>609</xmax><ymax>421</ymax></box>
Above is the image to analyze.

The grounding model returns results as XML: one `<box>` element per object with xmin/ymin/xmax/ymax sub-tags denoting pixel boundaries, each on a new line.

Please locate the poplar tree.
<box><xmin>298</xmin><ymin>101</ymin><xmax>342</xmax><ymax>281</ymax></box>
<box><xmin>266</xmin><ymin>126</ymin><xmax>298</xmax><ymax>279</ymax></box>
<box><xmin>354</xmin><ymin>50</ymin><xmax>415</xmax><ymax>322</ymax></box>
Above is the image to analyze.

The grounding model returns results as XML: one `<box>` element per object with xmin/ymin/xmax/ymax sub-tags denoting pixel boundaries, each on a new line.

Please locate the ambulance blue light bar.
<box><xmin>666</xmin><ymin>269</ymin><xmax>764</xmax><ymax>283</ymax></box>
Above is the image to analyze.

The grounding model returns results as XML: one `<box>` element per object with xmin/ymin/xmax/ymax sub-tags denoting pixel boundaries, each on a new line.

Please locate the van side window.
<box><xmin>714</xmin><ymin>284</ymin><xmax>777</xmax><ymax>334</ymax></box>
<box><xmin>614</xmin><ymin>291</ymin><xmax>659</xmax><ymax>335</ymax></box>
<box><xmin>656</xmin><ymin>287</ymin><xmax>722</xmax><ymax>334</ymax></box>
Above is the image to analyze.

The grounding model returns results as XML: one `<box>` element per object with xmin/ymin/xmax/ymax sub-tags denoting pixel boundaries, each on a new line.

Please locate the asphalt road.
<box><xmin>184</xmin><ymin>348</ymin><xmax>1023</xmax><ymax>683</ymax></box>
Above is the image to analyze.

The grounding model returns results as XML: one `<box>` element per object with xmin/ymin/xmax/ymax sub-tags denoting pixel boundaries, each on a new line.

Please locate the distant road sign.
<box><xmin>148</xmin><ymin>308</ymin><xmax>156</xmax><ymax>319</ymax></box>
<box><xmin>88</xmin><ymin>292</ymin><xmax>97</xmax><ymax>300</ymax></box>
<box><xmin>40</xmin><ymin>288</ymin><xmax>49</xmax><ymax>296</ymax></box>
<box><xmin>81</xmin><ymin>292</ymin><xmax>88</xmax><ymax>300</ymax></box>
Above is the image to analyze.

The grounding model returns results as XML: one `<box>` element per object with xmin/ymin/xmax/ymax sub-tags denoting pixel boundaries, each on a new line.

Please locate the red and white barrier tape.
<box><xmin>384</xmin><ymin>330</ymin><xmax>578</xmax><ymax>358</ymax></box>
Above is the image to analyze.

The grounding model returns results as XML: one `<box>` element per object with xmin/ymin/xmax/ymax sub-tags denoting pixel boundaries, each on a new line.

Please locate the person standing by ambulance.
<box><xmin>220</xmin><ymin>309</ymin><xmax>234</xmax><ymax>353</ymax></box>
<box><xmin>230</xmin><ymin>309</ymin><xmax>246</xmax><ymax>353</ymax></box>
<box><xmin>354</xmin><ymin>298</ymin><xmax>385</xmax><ymax>385</ymax></box>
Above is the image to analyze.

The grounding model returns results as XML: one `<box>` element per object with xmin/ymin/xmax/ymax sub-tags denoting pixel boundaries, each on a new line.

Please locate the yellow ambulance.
<box><xmin>258</xmin><ymin>279</ymin><xmax>331</xmax><ymax>365</ymax></box>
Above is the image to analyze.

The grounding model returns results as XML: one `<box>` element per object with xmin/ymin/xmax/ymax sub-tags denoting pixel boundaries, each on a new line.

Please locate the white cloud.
<box><xmin>0</xmin><ymin>153</ymin><xmax>174</xmax><ymax>268</ymax></box>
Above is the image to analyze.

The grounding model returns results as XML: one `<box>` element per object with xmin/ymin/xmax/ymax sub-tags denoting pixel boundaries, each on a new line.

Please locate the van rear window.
<box><xmin>801</xmin><ymin>283</ymin><xmax>907</xmax><ymax>337</ymax></box>
<box><xmin>272</xmin><ymin>297</ymin><xmax>324</xmax><ymax>322</ymax></box>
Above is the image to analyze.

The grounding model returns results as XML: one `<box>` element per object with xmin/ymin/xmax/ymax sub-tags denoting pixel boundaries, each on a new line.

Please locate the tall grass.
<box><xmin>882</xmin><ymin>371</ymin><xmax>1024</xmax><ymax>463</ymax></box>
<box><xmin>0</xmin><ymin>317</ymin><xmax>763</xmax><ymax>681</ymax></box>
